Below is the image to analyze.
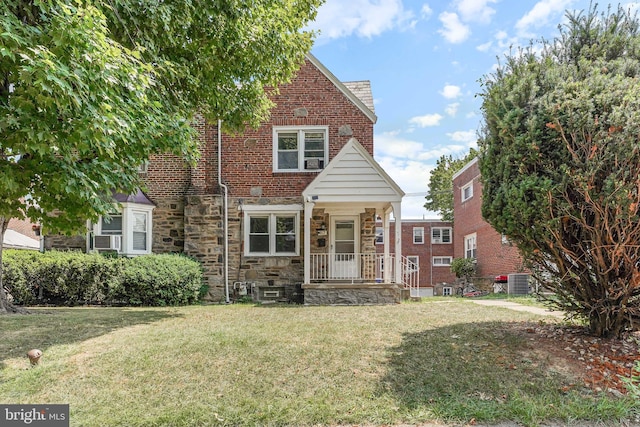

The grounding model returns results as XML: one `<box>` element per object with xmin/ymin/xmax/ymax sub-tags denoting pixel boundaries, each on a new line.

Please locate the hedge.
<box><xmin>2</xmin><ymin>250</ymin><xmax>204</xmax><ymax>306</ymax></box>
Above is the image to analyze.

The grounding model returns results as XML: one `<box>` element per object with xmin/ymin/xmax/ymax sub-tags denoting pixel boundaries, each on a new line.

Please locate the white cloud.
<box><xmin>445</xmin><ymin>103</ymin><xmax>460</xmax><ymax>117</ymax></box>
<box><xmin>476</xmin><ymin>41</ymin><xmax>492</xmax><ymax>52</ymax></box>
<box><xmin>515</xmin><ymin>0</ymin><xmax>575</xmax><ymax>36</ymax></box>
<box><xmin>456</xmin><ymin>0</ymin><xmax>497</xmax><ymax>24</ymax></box>
<box><xmin>447</xmin><ymin>129</ymin><xmax>478</xmax><ymax>146</ymax></box>
<box><xmin>409</xmin><ymin>113</ymin><xmax>444</xmax><ymax>127</ymax></box>
<box><xmin>438</xmin><ymin>12</ymin><xmax>470</xmax><ymax>43</ymax></box>
<box><xmin>309</xmin><ymin>0</ymin><xmax>415</xmax><ymax>40</ymax></box>
<box><xmin>440</xmin><ymin>84</ymin><xmax>462</xmax><ymax>99</ymax></box>
<box><xmin>421</xmin><ymin>4</ymin><xmax>433</xmax><ymax>19</ymax></box>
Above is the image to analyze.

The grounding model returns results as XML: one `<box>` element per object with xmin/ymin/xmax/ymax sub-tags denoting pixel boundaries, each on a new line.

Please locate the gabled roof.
<box><xmin>303</xmin><ymin>138</ymin><xmax>404</xmax><ymax>203</ymax></box>
<box><xmin>305</xmin><ymin>53</ymin><xmax>377</xmax><ymax>124</ymax></box>
<box><xmin>3</xmin><ymin>229</ymin><xmax>39</xmax><ymax>250</ymax></box>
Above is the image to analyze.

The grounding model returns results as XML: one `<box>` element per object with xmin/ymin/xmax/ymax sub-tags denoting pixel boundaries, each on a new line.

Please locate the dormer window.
<box><xmin>273</xmin><ymin>126</ymin><xmax>328</xmax><ymax>172</ymax></box>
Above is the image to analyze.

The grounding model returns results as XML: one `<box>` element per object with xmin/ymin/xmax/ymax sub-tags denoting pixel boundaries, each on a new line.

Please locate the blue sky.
<box><xmin>307</xmin><ymin>0</ymin><xmax>637</xmax><ymax>218</ymax></box>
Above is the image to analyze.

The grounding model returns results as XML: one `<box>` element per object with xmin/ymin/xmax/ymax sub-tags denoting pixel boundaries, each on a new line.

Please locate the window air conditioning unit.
<box><xmin>304</xmin><ymin>159</ymin><xmax>324</xmax><ymax>170</ymax></box>
<box><xmin>93</xmin><ymin>235</ymin><xmax>122</xmax><ymax>252</ymax></box>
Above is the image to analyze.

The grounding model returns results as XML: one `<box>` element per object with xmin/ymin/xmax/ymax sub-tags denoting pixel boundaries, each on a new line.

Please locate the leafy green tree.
<box><xmin>479</xmin><ymin>4</ymin><xmax>640</xmax><ymax>337</ymax></box>
<box><xmin>424</xmin><ymin>149</ymin><xmax>477</xmax><ymax>221</ymax></box>
<box><xmin>0</xmin><ymin>0</ymin><xmax>321</xmax><ymax>313</ymax></box>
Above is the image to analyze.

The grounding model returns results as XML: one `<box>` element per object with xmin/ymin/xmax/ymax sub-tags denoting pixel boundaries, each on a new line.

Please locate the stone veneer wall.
<box><xmin>230</xmin><ymin>197</ymin><xmax>305</xmax><ymax>290</ymax></box>
<box><xmin>151</xmin><ymin>199</ymin><xmax>186</xmax><ymax>253</ymax></box>
<box><xmin>303</xmin><ymin>284</ymin><xmax>401</xmax><ymax>305</ymax></box>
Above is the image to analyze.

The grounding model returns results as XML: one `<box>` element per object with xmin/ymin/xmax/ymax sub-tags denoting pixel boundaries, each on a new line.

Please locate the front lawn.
<box><xmin>0</xmin><ymin>301</ymin><xmax>637</xmax><ymax>426</ymax></box>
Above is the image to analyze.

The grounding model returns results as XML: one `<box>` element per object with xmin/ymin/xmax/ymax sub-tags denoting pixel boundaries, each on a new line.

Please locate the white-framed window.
<box><xmin>465</xmin><ymin>233</ymin><xmax>477</xmax><ymax>259</ymax></box>
<box><xmin>407</xmin><ymin>255</ymin><xmax>419</xmax><ymax>271</ymax></box>
<box><xmin>462</xmin><ymin>182</ymin><xmax>473</xmax><ymax>202</ymax></box>
<box><xmin>91</xmin><ymin>204</ymin><xmax>154</xmax><ymax>256</ymax></box>
<box><xmin>273</xmin><ymin>126</ymin><xmax>328</xmax><ymax>172</ymax></box>
<box><xmin>100</xmin><ymin>213</ymin><xmax>122</xmax><ymax>235</ymax></box>
<box><xmin>443</xmin><ymin>286</ymin><xmax>453</xmax><ymax>296</ymax></box>
<box><xmin>243</xmin><ymin>205</ymin><xmax>301</xmax><ymax>256</ymax></box>
<box><xmin>433</xmin><ymin>256</ymin><xmax>452</xmax><ymax>266</ymax></box>
<box><xmin>413</xmin><ymin>227</ymin><xmax>424</xmax><ymax>244</ymax></box>
<box><xmin>375</xmin><ymin>227</ymin><xmax>384</xmax><ymax>244</ymax></box>
<box><xmin>431</xmin><ymin>227</ymin><xmax>452</xmax><ymax>244</ymax></box>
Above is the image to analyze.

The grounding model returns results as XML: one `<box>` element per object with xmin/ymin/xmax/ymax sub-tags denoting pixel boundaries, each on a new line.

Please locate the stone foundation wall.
<box><xmin>302</xmin><ymin>284</ymin><xmax>401</xmax><ymax>305</ymax></box>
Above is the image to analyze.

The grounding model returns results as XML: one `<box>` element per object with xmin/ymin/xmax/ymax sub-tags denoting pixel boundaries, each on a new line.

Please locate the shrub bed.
<box><xmin>2</xmin><ymin>250</ymin><xmax>203</xmax><ymax>306</ymax></box>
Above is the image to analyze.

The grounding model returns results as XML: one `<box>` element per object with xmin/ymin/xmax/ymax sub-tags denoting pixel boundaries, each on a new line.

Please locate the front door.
<box><xmin>330</xmin><ymin>216</ymin><xmax>359</xmax><ymax>279</ymax></box>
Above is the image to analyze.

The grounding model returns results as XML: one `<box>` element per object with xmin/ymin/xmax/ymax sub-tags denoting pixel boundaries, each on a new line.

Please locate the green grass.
<box><xmin>0</xmin><ymin>301</ymin><xmax>636</xmax><ymax>427</ymax></box>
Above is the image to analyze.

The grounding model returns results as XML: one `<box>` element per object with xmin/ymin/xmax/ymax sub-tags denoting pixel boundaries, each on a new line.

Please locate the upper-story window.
<box><xmin>461</xmin><ymin>182</ymin><xmax>473</xmax><ymax>202</ymax></box>
<box><xmin>413</xmin><ymin>227</ymin><xmax>424</xmax><ymax>244</ymax></box>
<box><xmin>431</xmin><ymin>227</ymin><xmax>452</xmax><ymax>244</ymax></box>
<box><xmin>273</xmin><ymin>126</ymin><xmax>328</xmax><ymax>172</ymax></box>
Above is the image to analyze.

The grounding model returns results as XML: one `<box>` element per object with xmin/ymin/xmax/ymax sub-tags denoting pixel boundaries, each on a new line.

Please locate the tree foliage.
<box><xmin>0</xmin><ymin>0</ymin><xmax>321</xmax><ymax>312</ymax></box>
<box><xmin>424</xmin><ymin>149</ymin><xmax>477</xmax><ymax>221</ymax></box>
<box><xmin>479</xmin><ymin>4</ymin><xmax>640</xmax><ymax>338</ymax></box>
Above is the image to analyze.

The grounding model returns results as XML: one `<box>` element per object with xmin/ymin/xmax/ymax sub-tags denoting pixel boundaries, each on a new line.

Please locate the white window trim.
<box><xmin>431</xmin><ymin>227</ymin><xmax>452</xmax><ymax>244</ymax></box>
<box><xmin>443</xmin><ymin>286</ymin><xmax>453</xmax><ymax>296</ymax></box>
<box><xmin>464</xmin><ymin>232</ymin><xmax>477</xmax><ymax>259</ymax></box>
<box><xmin>375</xmin><ymin>226</ymin><xmax>384</xmax><ymax>244</ymax></box>
<box><xmin>272</xmin><ymin>126</ymin><xmax>329</xmax><ymax>172</ymax></box>
<box><xmin>461</xmin><ymin>181</ymin><xmax>473</xmax><ymax>202</ymax></box>
<box><xmin>243</xmin><ymin>205</ymin><xmax>302</xmax><ymax>256</ymax></box>
<box><xmin>413</xmin><ymin>227</ymin><xmax>424</xmax><ymax>244</ymax></box>
<box><xmin>91</xmin><ymin>202</ymin><xmax>154</xmax><ymax>256</ymax></box>
<box><xmin>432</xmin><ymin>256</ymin><xmax>453</xmax><ymax>266</ymax></box>
<box><xmin>407</xmin><ymin>255</ymin><xmax>419</xmax><ymax>271</ymax></box>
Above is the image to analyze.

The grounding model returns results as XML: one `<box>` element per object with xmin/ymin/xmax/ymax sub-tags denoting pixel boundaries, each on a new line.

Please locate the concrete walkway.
<box><xmin>470</xmin><ymin>299</ymin><xmax>565</xmax><ymax>318</ymax></box>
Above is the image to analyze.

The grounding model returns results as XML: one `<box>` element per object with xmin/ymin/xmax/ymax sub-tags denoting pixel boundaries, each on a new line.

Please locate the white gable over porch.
<box><xmin>301</xmin><ymin>138</ymin><xmax>405</xmax><ymax>288</ymax></box>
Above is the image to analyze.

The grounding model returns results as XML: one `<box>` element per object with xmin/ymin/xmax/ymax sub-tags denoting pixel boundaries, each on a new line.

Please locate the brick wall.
<box><xmin>376</xmin><ymin>220</ymin><xmax>456</xmax><ymax>287</ymax></box>
<box><xmin>452</xmin><ymin>159</ymin><xmax>525</xmax><ymax>280</ymax></box>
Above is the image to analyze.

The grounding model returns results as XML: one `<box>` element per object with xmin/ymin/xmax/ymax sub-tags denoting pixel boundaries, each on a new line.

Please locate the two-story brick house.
<box><xmin>375</xmin><ymin>219</ymin><xmax>456</xmax><ymax>296</ymax></box>
<box><xmin>452</xmin><ymin>157</ymin><xmax>525</xmax><ymax>286</ymax></box>
<box><xmin>45</xmin><ymin>54</ymin><xmax>409</xmax><ymax>304</ymax></box>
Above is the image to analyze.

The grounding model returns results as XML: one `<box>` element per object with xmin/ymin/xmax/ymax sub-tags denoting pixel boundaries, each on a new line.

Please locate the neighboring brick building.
<box><xmin>452</xmin><ymin>158</ymin><xmax>525</xmax><ymax>285</ymax></box>
<box><xmin>4</xmin><ymin>217</ymin><xmax>40</xmax><ymax>250</ymax></box>
<box><xmin>375</xmin><ymin>219</ymin><xmax>456</xmax><ymax>296</ymax></box>
<box><xmin>46</xmin><ymin>54</ymin><xmax>408</xmax><ymax>304</ymax></box>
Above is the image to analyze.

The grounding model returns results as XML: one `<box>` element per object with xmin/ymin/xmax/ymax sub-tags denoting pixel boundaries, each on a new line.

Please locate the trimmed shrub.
<box><xmin>1</xmin><ymin>250</ymin><xmax>203</xmax><ymax>306</ymax></box>
<box><xmin>118</xmin><ymin>254</ymin><xmax>203</xmax><ymax>306</ymax></box>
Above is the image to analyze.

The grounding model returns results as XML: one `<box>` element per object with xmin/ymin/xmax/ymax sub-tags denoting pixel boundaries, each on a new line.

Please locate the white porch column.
<box><xmin>392</xmin><ymin>202</ymin><xmax>402</xmax><ymax>285</ymax></box>
<box><xmin>304</xmin><ymin>200</ymin><xmax>315</xmax><ymax>284</ymax></box>
<box><xmin>383</xmin><ymin>207</ymin><xmax>391</xmax><ymax>283</ymax></box>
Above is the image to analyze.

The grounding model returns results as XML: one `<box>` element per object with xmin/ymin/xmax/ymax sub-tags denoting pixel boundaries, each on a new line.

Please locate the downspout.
<box><xmin>218</xmin><ymin>119</ymin><xmax>230</xmax><ymax>304</ymax></box>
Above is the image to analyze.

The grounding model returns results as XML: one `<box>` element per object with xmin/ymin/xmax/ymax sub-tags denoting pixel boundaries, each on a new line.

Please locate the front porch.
<box><xmin>302</xmin><ymin>253</ymin><xmax>418</xmax><ymax>304</ymax></box>
<box><xmin>300</xmin><ymin>138</ymin><xmax>407</xmax><ymax>305</ymax></box>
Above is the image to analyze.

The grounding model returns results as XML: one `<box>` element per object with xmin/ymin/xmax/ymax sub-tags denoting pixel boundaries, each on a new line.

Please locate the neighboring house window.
<box><xmin>431</xmin><ymin>227</ymin><xmax>452</xmax><ymax>244</ymax></box>
<box><xmin>413</xmin><ymin>227</ymin><xmax>424</xmax><ymax>244</ymax></box>
<box><xmin>465</xmin><ymin>233</ymin><xmax>477</xmax><ymax>259</ymax></box>
<box><xmin>273</xmin><ymin>127</ymin><xmax>328</xmax><ymax>172</ymax></box>
<box><xmin>375</xmin><ymin>227</ymin><xmax>384</xmax><ymax>244</ymax></box>
<box><xmin>243</xmin><ymin>205</ymin><xmax>301</xmax><ymax>256</ymax></box>
<box><xmin>462</xmin><ymin>182</ymin><xmax>473</xmax><ymax>202</ymax></box>
<box><xmin>433</xmin><ymin>256</ymin><xmax>452</xmax><ymax>266</ymax></box>
<box><xmin>407</xmin><ymin>256</ymin><xmax>419</xmax><ymax>271</ymax></box>
<box><xmin>443</xmin><ymin>286</ymin><xmax>452</xmax><ymax>296</ymax></box>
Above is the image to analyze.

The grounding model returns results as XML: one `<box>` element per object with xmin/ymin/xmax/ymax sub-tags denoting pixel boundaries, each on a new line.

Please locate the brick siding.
<box><xmin>452</xmin><ymin>159</ymin><xmax>525</xmax><ymax>281</ymax></box>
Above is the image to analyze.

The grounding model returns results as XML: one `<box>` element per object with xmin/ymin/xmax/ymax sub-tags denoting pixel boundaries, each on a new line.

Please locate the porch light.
<box><xmin>317</xmin><ymin>222</ymin><xmax>327</xmax><ymax>236</ymax></box>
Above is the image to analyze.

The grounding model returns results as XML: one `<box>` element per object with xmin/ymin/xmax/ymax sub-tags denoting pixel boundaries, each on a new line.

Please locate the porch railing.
<box><xmin>309</xmin><ymin>253</ymin><xmax>419</xmax><ymax>296</ymax></box>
